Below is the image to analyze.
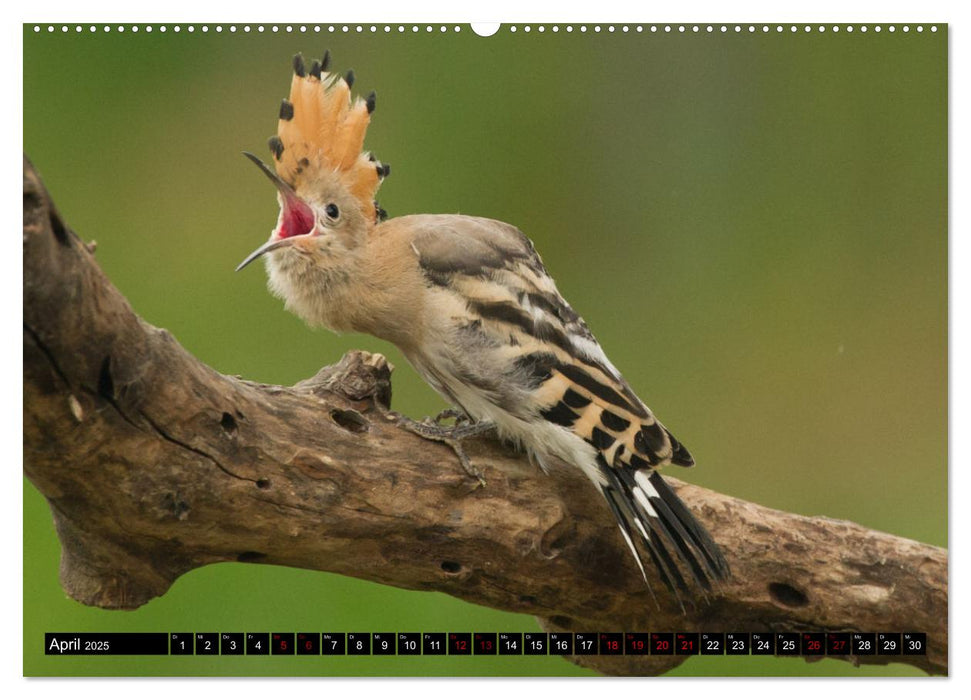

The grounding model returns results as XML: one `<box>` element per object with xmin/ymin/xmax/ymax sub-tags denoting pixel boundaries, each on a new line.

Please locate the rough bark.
<box><xmin>22</xmin><ymin>156</ymin><xmax>947</xmax><ymax>676</ymax></box>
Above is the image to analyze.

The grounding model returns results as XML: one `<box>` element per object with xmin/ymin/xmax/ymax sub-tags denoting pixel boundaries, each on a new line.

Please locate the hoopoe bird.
<box><xmin>237</xmin><ymin>52</ymin><xmax>729</xmax><ymax>605</ymax></box>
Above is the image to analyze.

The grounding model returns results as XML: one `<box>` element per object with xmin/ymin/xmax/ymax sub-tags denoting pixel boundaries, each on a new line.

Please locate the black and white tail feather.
<box><xmin>600</xmin><ymin>459</ymin><xmax>729</xmax><ymax>609</ymax></box>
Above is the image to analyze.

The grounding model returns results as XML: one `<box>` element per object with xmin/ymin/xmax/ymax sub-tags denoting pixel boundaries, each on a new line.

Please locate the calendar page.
<box><xmin>22</xmin><ymin>20</ymin><xmax>947</xmax><ymax>678</ymax></box>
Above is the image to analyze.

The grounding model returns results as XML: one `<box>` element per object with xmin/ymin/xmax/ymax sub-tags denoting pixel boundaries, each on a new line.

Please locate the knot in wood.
<box><xmin>293</xmin><ymin>350</ymin><xmax>393</xmax><ymax>408</ymax></box>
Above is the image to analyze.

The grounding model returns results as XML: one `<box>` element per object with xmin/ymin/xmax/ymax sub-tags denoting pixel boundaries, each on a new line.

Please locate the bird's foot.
<box><xmin>397</xmin><ymin>414</ymin><xmax>494</xmax><ymax>487</ymax></box>
<box><xmin>429</xmin><ymin>407</ymin><xmax>473</xmax><ymax>427</ymax></box>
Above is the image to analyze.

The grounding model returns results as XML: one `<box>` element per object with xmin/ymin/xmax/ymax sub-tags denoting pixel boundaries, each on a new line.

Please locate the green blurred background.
<box><xmin>23</xmin><ymin>23</ymin><xmax>946</xmax><ymax>676</ymax></box>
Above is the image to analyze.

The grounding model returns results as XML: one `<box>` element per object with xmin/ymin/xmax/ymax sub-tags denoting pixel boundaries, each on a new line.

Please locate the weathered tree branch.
<box><xmin>23</xmin><ymin>156</ymin><xmax>947</xmax><ymax>676</ymax></box>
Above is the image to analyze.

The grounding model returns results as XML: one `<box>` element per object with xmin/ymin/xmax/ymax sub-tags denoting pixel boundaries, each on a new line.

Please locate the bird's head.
<box><xmin>237</xmin><ymin>51</ymin><xmax>389</xmax><ymax>273</ymax></box>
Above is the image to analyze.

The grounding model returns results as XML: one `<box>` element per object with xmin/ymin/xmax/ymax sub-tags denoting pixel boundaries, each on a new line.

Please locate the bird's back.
<box><xmin>381</xmin><ymin>214</ymin><xmax>691</xmax><ymax>468</ymax></box>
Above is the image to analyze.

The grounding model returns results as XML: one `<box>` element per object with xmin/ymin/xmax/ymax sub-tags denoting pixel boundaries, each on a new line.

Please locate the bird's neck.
<box><xmin>266</xmin><ymin>246</ymin><xmax>369</xmax><ymax>333</ymax></box>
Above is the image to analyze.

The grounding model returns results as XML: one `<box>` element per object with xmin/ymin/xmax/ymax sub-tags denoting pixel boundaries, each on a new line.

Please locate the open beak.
<box><xmin>235</xmin><ymin>152</ymin><xmax>313</xmax><ymax>272</ymax></box>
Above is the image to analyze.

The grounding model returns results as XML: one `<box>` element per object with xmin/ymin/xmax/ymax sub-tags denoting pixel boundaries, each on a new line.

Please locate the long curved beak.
<box><xmin>235</xmin><ymin>237</ymin><xmax>295</xmax><ymax>272</ymax></box>
<box><xmin>236</xmin><ymin>152</ymin><xmax>303</xmax><ymax>272</ymax></box>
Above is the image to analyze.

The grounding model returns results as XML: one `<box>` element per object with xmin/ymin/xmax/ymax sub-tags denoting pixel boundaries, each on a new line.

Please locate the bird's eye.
<box><xmin>324</xmin><ymin>203</ymin><xmax>340</xmax><ymax>221</ymax></box>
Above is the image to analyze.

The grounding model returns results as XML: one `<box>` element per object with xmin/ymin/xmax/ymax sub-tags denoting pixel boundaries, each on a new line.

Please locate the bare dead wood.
<box><xmin>22</xmin><ymin>156</ymin><xmax>947</xmax><ymax>676</ymax></box>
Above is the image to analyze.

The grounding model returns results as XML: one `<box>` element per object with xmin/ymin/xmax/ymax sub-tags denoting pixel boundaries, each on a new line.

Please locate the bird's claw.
<box><xmin>444</xmin><ymin>437</ymin><xmax>488</xmax><ymax>487</ymax></box>
<box><xmin>397</xmin><ymin>414</ymin><xmax>493</xmax><ymax>487</ymax></box>
<box><xmin>429</xmin><ymin>407</ymin><xmax>472</xmax><ymax>427</ymax></box>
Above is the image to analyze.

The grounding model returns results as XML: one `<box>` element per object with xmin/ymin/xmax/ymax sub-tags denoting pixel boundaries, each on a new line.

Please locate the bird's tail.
<box><xmin>599</xmin><ymin>460</ymin><xmax>729</xmax><ymax>608</ymax></box>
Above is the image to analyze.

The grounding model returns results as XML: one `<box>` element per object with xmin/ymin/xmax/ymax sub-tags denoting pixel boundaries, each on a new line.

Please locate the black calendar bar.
<box><xmin>600</xmin><ymin>632</ymin><xmax>623</xmax><ymax>655</ymax></box>
<box><xmin>398</xmin><ymin>633</ymin><xmax>421</xmax><ymax>655</ymax></box>
<box><xmin>221</xmin><ymin>633</ymin><xmax>244</xmax><ymax>655</ymax></box>
<box><xmin>801</xmin><ymin>632</ymin><xmax>825</xmax><ymax>656</ymax></box>
<box><xmin>498</xmin><ymin>632</ymin><xmax>522</xmax><ymax>655</ymax></box>
<box><xmin>423</xmin><ymin>632</ymin><xmax>446</xmax><ymax>655</ymax></box>
<box><xmin>321</xmin><ymin>632</ymin><xmax>345</xmax><ymax>655</ymax></box>
<box><xmin>347</xmin><ymin>633</ymin><xmax>370</xmax><ymax>655</ymax></box>
<box><xmin>827</xmin><ymin>632</ymin><xmax>850</xmax><ymax>656</ymax></box>
<box><xmin>878</xmin><ymin>632</ymin><xmax>901</xmax><ymax>655</ymax></box>
<box><xmin>196</xmin><ymin>633</ymin><xmax>219</xmax><ymax>656</ymax></box>
<box><xmin>297</xmin><ymin>632</ymin><xmax>320</xmax><ymax>655</ymax></box>
<box><xmin>272</xmin><ymin>632</ymin><xmax>294</xmax><ymax>655</ymax></box>
<box><xmin>45</xmin><ymin>633</ymin><xmax>169</xmax><ymax>655</ymax></box>
<box><xmin>752</xmin><ymin>632</ymin><xmax>775</xmax><ymax>655</ymax></box>
<box><xmin>575</xmin><ymin>632</ymin><xmax>598</xmax><ymax>655</ymax></box>
<box><xmin>44</xmin><ymin>631</ymin><xmax>927</xmax><ymax>656</ymax></box>
<box><xmin>726</xmin><ymin>633</ymin><xmax>749</xmax><ymax>655</ymax></box>
<box><xmin>701</xmin><ymin>633</ymin><xmax>725</xmax><ymax>655</ymax></box>
<box><xmin>676</xmin><ymin>633</ymin><xmax>700</xmax><ymax>656</ymax></box>
<box><xmin>170</xmin><ymin>633</ymin><xmax>192</xmax><ymax>655</ymax></box>
<box><xmin>524</xmin><ymin>632</ymin><xmax>548</xmax><ymax>655</ymax></box>
<box><xmin>776</xmin><ymin>632</ymin><xmax>800</xmax><ymax>656</ymax></box>
<box><xmin>373</xmin><ymin>633</ymin><xmax>396</xmax><ymax>655</ymax></box>
<box><xmin>473</xmin><ymin>632</ymin><xmax>497</xmax><ymax>655</ymax></box>
<box><xmin>903</xmin><ymin>633</ymin><xmax>927</xmax><ymax>655</ymax></box>
<box><xmin>448</xmin><ymin>633</ymin><xmax>472</xmax><ymax>655</ymax></box>
<box><xmin>549</xmin><ymin>633</ymin><xmax>573</xmax><ymax>655</ymax></box>
<box><xmin>246</xmin><ymin>633</ymin><xmax>269</xmax><ymax>655</ymax></box>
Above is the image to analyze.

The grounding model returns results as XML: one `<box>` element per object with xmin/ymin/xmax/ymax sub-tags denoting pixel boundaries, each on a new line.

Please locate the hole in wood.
<box><xmin>164</xmin><ymin>492</ymin><xmax>190</xmax><ymax>519</ymax></box>
<box><xmin>220</xmin><ymin>411</ymin><xmax>238</xmax><ymax>435</ymax></box>
<box><xmin>440</xmin><ymin>560</ymin><xmax>462</xmax><ymax>573</ymax></box>
<box><xmin>768</xmin><ymin>581</ymin><xmax>809</xmax><ymax>607</ymax></box>
<box><xmin>330</xmin><ymin>408</ymin><xmax>369</xmax><ymax>433</ymax></box>
<box><xmin>97</xmin><ymin>355</ymin><xmax>114</xmax><ymax>399</ymax></box>
<box><xmin>540</xmin><ymin>518</ymin><xmax>575</xmax><ymax>558</ymax></box>
<box><xmin>256</xmin><ymin>478</ymin><xmax>271</xmax><ymax>489</ymax></box>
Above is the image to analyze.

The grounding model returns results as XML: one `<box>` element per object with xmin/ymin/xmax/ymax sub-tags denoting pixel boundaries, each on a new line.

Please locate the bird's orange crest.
<box><xmin>269</xmin><ymin>51</ymin><xmax>389</xmax><ymax>226</ymax></box>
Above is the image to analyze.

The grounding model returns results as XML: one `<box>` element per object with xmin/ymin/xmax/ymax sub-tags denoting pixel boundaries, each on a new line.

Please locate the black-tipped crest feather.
<box><xmin>292</xmin><ymin>53</ymin><xmax>306</xmax><ymax>77</ymax></box>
